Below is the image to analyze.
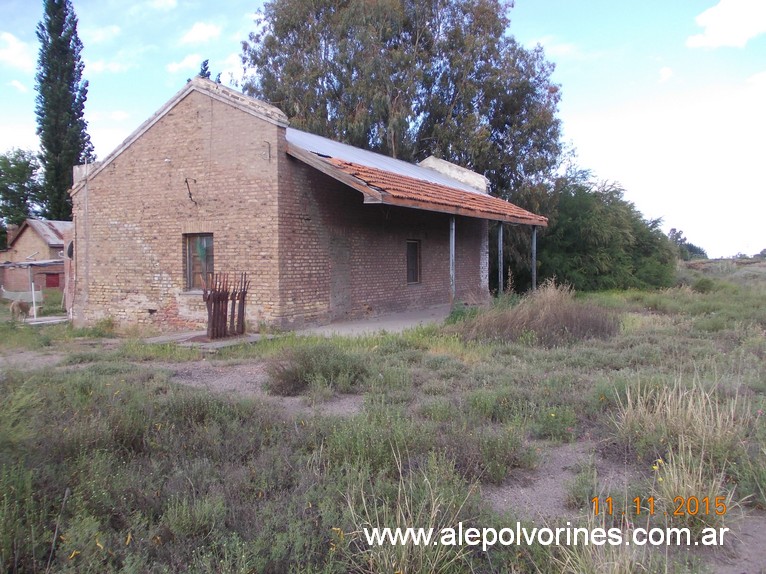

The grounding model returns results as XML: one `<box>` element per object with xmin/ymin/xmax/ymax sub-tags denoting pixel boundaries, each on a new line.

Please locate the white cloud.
<box><xmin>87</xmin><ymin>59</ymin><xmax>130</xmax><ymax>73</ymax></box>
<box><xmin>529</xmin><ymin>34</ymin><xmax>608</xmax><ymax>63</ymax></box>
<box><xmin>82</xmin><ymin>25</ymin><xmax>121</xmax><ymax>45</ymax></box>
<box><xmin>563</xmin><ymin>77</ymin><xmax>766</xmax><ymax>257</ymax></box>
<box><xmin>0</xmin><ymin>120</ymin><xmax>38</xmax><ymax>154</ymax></box>
<box><xmin>180</xmin><ymin>22</ymin><xmax>222</xmax><ymax>45</ymax></box>
<box><xmin>532</xmin><ymin>35</ymin><xmax>581</xmax><ymax>59</ymax></box>
<box><xmin>148</xmin><ymin>0</ymin><xmax>177</xmax><ymax>11</ymax></box>
<box><xmin>659</xmin><ymin>67</ymin><xmax>673</xmax><ymax>83</ymax></box>
<box><xmin>218</xmin><ymin>53</ymin><xmax>243</xmax><ymax>85</ymax></box>
<box><xmin>0</xmin><ymin>32</ymin><xmax>35</xmax><ymax>73</ymax></box>
<box><xmin>687</xmin><ymin>0</ymin><xmax>766</xmax><ymax>48</ymax></box>
<box><xmin>166</xmin><ymin>54</ymin><xmax>202</xmax><ymax>73</ymax></box>
<box><xmin>9</xmin><ymin>80</ymin><xmax>28</xmax><ymax>93</ymax></box>
<box><xmin>747</xmin><ymin>70</ymin><xmax>766</xmax><ymax>86</ymax></box>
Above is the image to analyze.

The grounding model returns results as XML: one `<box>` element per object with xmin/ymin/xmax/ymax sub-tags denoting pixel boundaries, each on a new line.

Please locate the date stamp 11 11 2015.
<box><xmin>592</xmin><ymin>496</ymin><xmax>728</xmax><ymax>517</ymax></box>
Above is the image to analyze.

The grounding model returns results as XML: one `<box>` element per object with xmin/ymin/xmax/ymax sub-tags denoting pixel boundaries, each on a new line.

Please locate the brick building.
<box><xmin>2</xmin><ymin>219</ymin><xmax>71</xmax><ymax>291</ymax></box>
<box><xmin>69</xmin><ymin>78</ymin><xmax>546</xmax><ymax>331</ymax></box>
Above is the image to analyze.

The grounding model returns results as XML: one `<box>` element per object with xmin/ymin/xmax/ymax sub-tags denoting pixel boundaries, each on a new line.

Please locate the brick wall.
<box><xmin>276</xmin><ymin>159</ymin><xmax>489</xmax><ymax>328</ymax></box>
<box><xmin>71</xmin><ymin>89</ymin><xmax>283</xmax><ymax>330</ymax></box>
<box><xmin>70</xmin><ymin>85</ymin><xmax>490</xmax><ymax>332</ymax></box>
<box><xmin>2</xmin><ymin>229</ymin><xmax>64</xmax><ymax>292</ymax></box>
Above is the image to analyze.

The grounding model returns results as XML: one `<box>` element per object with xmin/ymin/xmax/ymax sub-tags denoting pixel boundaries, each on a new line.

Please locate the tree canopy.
<box><xmin>35</xmin><ymin>0</ymin><xmax>94</xmax><ymax>221</ymax></box>
<box><xmin>242</xmin><ymin>0</ymin><xmax>680</xmax><ymax>292</ymax></box>
<box><xmin>668</xmin><ymin>228</ymin><xmax>708</xmax><ymax>261</ymax></box>
<box><xmin>536</xmin><ymin>171</ymin><xmax>677</xmax><ymax>291</ymax></box>
<box><xmin>241</xmin><ymin>0</ymin><xmax>562</xmax><ymax>198</ymax></box>
<box><xmin>0</xmin><ymin>149</ymin><xmax>42</xmax><ymax>249</ymax></box>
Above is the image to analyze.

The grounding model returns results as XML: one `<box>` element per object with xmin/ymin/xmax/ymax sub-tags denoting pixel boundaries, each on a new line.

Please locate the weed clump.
<box><xmin>450</xmin><ymin>281</ymin><xmax>620</xmax><ymax>347</ymax></box>
<box><xmin>266</xmin><ymin>341</ymin><xmax>369</xmax><ymax>396</ymax></box>
<box><xmin>613</xmin><ymin>377</ymin><xmax>751</xmax><ymax>468</ymax></box>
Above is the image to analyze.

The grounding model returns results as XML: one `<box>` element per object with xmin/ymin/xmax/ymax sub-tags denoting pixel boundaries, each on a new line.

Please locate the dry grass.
<box><xmin>613</xmin><ymin>375</ymin><xmax>752</xmax><ymax>467</ymax></box>
<box><xmin>451</xmin><ymin>281</ymin><xmax>620</xmax><ymax>347</ymax></box>
<box><xmin>650</xmin><ymin>438</ymin><xmax>739</xmax><ymax>541</ymax></box>
<box><xmin>341</xmin><ymin>451</ymin><xmax>478</xmax><ymax>574</ymax></box>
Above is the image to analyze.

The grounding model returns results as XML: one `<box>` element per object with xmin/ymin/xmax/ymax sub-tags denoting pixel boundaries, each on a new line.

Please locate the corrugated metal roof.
<box><xmin>0</xmin><ymin>259</ymin><xmax>65</xmax><ymax>268</ymax></box>
<box><xmin>286</xmin><ymin>128</ymin><xmax>548</xmax><ymax>226</ymax></box>
<box><xmin>14</xmin><ymin>219</ymin><xmax>72</xmax><ymax>248</ymax></box>
<box><xmin>286</xmin><ymin>128</ymin><xmax>484</xmax><ymax>195</ymax></box>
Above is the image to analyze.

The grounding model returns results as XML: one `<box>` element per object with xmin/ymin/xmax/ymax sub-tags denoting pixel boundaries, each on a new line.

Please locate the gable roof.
<box><xmin>70</xmin><ymin>78</ymin><xmax>288</xmax><ymax>195</ymax></box>
<box><xmin>69</xmin><ymin>78</ymin><xmax>547</xmax><ymax>226</ymax></box>
<box><xmin>9</xmin><ymin>219</ymin><xmax>72</xmax><ymax>249</ymax></box>
<box><xmin>286</xmin><ymin>128</ymin><xmax>548</xmax><ymax>226</ymax></box>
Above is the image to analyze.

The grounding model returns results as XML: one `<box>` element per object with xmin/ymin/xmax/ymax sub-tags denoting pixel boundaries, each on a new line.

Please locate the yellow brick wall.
<box><xmin>69</xmin><ymin>86</ymin><xmax>490</xmax><ymax>332</ymax></box>
<box><xmin>70</xmin><ymin>90</ymin><xmax>282</xmax><ymax>330</ymax></box>
<box><xmin>3</xmin><ymin>229</ymin><xmax>63</xmax><ymax>291</ymax></box>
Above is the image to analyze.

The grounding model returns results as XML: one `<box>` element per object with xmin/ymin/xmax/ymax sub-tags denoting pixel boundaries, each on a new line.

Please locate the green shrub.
<box><xmin>613</xmin><ymin>377</ymin><xmax>752</xmax><ymax>471</ymax></box>
<box><xmin>418</xmin><ymin>398</ymin><xmax>459</xmax><ymax>422</ymax></box>
<box><xmin>341</xmin><ymin>452</ymin><xmax>480</xmax><ymax>574</ymax></box>
<box><xmin>564</xmin><ymin>457</ymin><xmax>598</xmax><ymax>510</ymax></box>
<box><xmin>436</xmin><ymin>421</ymin><xmax>534</xmax><ymax>483</ymax></box>
<box><xmin>691</xmin><ymin>276</ymin><xmax>716</xmax><ymax>293</ymax></box>
<box><xmin>444</xmin><ymin>302</ymin><xmax>480</xmax><ymax>324</ymax></box>
<box><xmin>266</xmin><ymin>342</ymin><xmax>369</xmax><ymax>396</ymax></box>
<box><xmin>0</xmin><ymin>373</ymin><xmax>41</xmax><ymax>453</ymax></box>
<box><xmin>532</xmin><ymin>405</ymin><xmax>577</xmax><ymax>442</ymax></box>
<box><xmin>650</xmin><ymin>439</ymin><xmax>739</xmax><ymax>541</ymax></box>
<box><xmin>466</xmin><ymin>388</ymin><xmax>526</xmax><ymax>423</ymax></box>
<box><xmin>163</xmin><ymin>494</ymin><xmax>226</xmax><ymax>537</ymax></box>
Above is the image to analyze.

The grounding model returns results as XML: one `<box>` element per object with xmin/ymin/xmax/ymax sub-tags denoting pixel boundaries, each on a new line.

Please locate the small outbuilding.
<box><xmin>2</xmin><ymin>219</ymin><xmax>71</xmax><ymax>291</ymax></box>
<box><xmin>69</xmin><ymin>78</ymin><xmax>546</xmax><ymax>331</ymax></box>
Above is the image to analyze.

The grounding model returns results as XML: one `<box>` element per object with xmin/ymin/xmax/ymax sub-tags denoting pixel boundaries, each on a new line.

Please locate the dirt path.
<box><xmin>483</xmin><ymin>439</ymin><xmax>643</xmax><ymax>523</ymax></box>
<box><xmin>484</xmin><ymin>438</ymin><xmax>766</xmax><ymax>573</ymax></box>
<box><xmin>157</xmin><ymin>359</ymin><xmax>365</xmax><ymax>419</ymax></box>
<box><xmin>0</xmin><ymin>348</ymin><xmax>66</xmax><ymax>370</ymax></box>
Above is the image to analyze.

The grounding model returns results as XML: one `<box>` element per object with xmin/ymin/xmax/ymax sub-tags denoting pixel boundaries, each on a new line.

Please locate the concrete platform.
<box><xmin>297</xmin><ymin>304</ymin><xmax>452</xmax><ymax>336</ymax></box>
<box><xmin>25</xmin><ymin>315</ymin><xmax>69</xmax><ymax>326</ymax></box>
<box><xmin>144</xmin><ymin>304</ymin><xmax>452</xmax><ymax>348</ymax></box>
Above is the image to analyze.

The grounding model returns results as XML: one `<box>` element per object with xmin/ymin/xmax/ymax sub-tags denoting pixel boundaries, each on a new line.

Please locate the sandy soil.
<box><xmin>158</xmin><ymin>359</ymin><xmax>365</xmax><ymax>419</ymax></box>
<box><xmin>0</xmin><ymin>348</ymin><xmax>66</xmax><ymax>370</ymax></box>
<box><xmin>483</xmin><ymin>437</ymin><xmax>766</xmax><ymax>573</ymax></box>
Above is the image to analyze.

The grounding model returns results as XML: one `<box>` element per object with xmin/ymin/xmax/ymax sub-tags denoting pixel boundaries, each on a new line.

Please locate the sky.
<box><xmin>1</xmin><ymin>0</ymin><xmax>765</xmax><ymax>258</ymax></box>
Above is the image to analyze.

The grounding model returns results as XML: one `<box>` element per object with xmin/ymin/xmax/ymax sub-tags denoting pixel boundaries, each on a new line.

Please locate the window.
<box><xmin>406</xmin><ymin>240</ymin><xmax>421</xmax><ymax>284</ymax></box>
<box><xmin>184</xmin><ymin>234</ymin><xmax>214</xmax><ymax>290</ymax></box>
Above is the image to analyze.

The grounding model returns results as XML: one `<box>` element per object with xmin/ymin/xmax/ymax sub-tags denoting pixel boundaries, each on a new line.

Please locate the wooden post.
<box><xmin>449</xmin><ymin>216</ymin><xmax>456</xmax><ymax>304</ymax></box>
<box><xmin>497</xmin><ymin>223</ymin><xmax>503</xmax><ymax>294</ymax></box>
<box><xmin>28</xmin><ymin>266</ymin><xmax>38</xmax><ymax>319</ymax></box>
<box><xmin>531</xmin><ymin>225</ymin><xmax>538</xmax><ymax>291</ymax></box>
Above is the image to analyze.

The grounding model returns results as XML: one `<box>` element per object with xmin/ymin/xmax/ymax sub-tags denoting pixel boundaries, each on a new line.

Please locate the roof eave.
<box><xmin>288</xmin><ymin>145</ymin><xmax>548</xmax><ymax>226</ymax></box>
<box><xmin>380</xmin><ymin>195</ymin><xmax>548</xmax><ymax>226</ymax></box>
<box><xmin>286</xmin><ymin>144</ymin><xmax>384</xmax><ymax>203</ymax></box>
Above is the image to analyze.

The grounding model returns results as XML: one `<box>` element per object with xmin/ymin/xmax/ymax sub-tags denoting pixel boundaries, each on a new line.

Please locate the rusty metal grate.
<box><xmin>202</xmin><ymin>273</ymin><xmax>250</xmax><ymax>339</ymax></box>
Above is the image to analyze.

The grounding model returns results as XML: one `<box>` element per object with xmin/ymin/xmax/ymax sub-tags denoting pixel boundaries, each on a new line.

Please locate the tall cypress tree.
<box><xmin>35</xmin><ymin>0</ymin><xmax>94</xmax><ymax>221</ymax></box>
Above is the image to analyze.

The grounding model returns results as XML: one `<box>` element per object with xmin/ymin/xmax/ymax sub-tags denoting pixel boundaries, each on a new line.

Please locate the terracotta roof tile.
<box><xmin>328</xmin><ymin>159</ymin><xmax>548</xmax><ymax>226</ymax></box>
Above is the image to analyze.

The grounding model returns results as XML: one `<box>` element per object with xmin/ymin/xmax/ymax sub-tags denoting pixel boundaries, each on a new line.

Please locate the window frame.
<box><xmin>406</xmin><ymin>239</ymin><xmax>421</xmax><ymax>285</ymax></box>
<box><xmin>184</xmin><ymin>233</ymin><xmax>214</xmax><ymax>290</ymax></box>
